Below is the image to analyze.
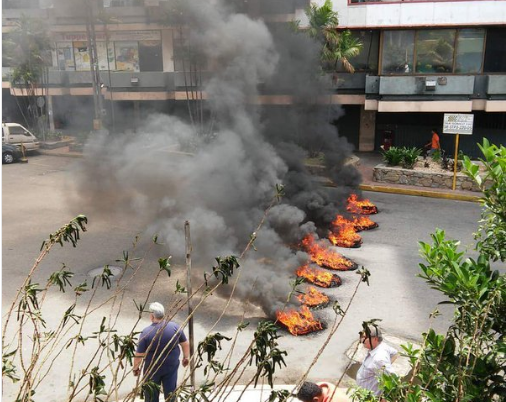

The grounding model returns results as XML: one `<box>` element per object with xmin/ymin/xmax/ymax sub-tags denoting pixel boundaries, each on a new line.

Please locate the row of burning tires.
<box><xmin>276</xmin><ymin>194</ymin><xmax>379</xmax><ymax>336</ymax></box>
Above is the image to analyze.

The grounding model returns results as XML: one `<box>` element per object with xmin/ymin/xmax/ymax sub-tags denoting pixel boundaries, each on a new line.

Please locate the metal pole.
<box><xmin>184</xmin><ymin>221</ymin><xmax>196</xmax><ymax>390</ymax></box>
<box><xmin>105</xmin><ymin>26</ymin><xmax>115</xmax><ymax>133</ymax></box>
<box><xmin>452</xmin><ymin>133</ymin><xmax>460</xmax><ymax>190</ymax></box>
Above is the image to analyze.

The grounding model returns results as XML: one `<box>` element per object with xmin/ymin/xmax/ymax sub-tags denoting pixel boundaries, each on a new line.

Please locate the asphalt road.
<box><xmin>2</xmin><ymin>153</ymin><xmax>485</xmax><ymax>401</ymax></box>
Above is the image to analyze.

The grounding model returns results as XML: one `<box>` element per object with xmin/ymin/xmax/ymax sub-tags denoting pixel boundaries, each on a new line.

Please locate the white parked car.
<box><xmin>2</xmin><ymin>123</ymin><xmax>40</xmax><ymax>151</ymax></box>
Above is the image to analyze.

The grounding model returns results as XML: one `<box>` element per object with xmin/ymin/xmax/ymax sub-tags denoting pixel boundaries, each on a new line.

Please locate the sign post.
<box><xmin>443</xmin><ymin>113</ymin><xmax>474</xmax><ymax>190</ymax></box>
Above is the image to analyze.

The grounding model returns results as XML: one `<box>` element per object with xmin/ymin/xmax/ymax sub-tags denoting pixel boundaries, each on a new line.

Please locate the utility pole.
<box><xmin>184</xmin><ymin>221</ymin><xmax>196</xmax><ymax>392</ymax></box>
<box><xmin>86</xmin><ymin>0</ymin><xmax>103</xmax><ymax>130</ymax></box>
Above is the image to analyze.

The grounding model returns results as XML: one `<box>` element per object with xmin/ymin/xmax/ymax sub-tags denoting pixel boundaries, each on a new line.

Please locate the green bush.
<box><xmin>382</xmin><ymin>146</ymin><xmax>404</xmax><ymax>166</ymax></box>
<box><xmin>352</xmin><ymin>140</ymin><xmax>506</xmax><ymax>402</ymax></box>
<box><xmin>431</xmin><ymin>149</ymin><xmax>442</xmax><ymax>162</ymax></box>
<box><xmin>401</xmin><ymin>147</ymin><xmax>422</xmax><ymax>169</ymax></box>
<box><xmin>382</xmin><ymin>146</ymin><xmax>422</xmax><ymax>168</ymax></box>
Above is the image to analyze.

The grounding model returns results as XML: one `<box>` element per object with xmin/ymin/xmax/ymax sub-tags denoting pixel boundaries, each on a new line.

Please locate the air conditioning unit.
<box><xmin>425</xmin><ymin>78</ymin><xmax>437</xmax><ymax>91</ymax></box>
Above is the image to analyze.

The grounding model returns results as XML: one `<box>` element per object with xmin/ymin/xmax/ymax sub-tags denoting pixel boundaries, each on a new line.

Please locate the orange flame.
<box><xmin>276</xmin><ymin>305</ymin><xmax>323</xmax><ymax>336</ymax></box>
<box><xmin>329</xmin><ymin>215</ymin><xmax>362</xmax><ymax>248</ymax></box>
<box><xmin>301</xmin><ymin>234</ymin><xmax>357</xmax><ymax>271</ymax></box>
<box><xmin>297</xmin><ymin>286</ymin><xmax>330</xmax><ymax>307</ymax></box>
<box><xmin>352</xmin><ymin>215</ymin><xmax>378</xmax><ymax>231</ymax></box>
<box><xmin>347</xmin><ymin>194</ymin><xmax>378</xmax><ymax>215</ymax></box>
<box><xmin>296</xmin><ymin>265</ymin><xmax>342</xmax><ymax>288</ymax></box>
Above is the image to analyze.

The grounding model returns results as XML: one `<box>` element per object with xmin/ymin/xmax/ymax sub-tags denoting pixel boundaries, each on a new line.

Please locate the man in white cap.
<box><xmin>133</xmin><ymin>302</ymin><xmax>190</xmax><ymax>402</ymax></box>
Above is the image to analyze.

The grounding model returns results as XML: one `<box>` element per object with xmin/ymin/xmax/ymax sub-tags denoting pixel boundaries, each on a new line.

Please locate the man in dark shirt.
<box><xmin>134</xmin><ymin>302</ymin><xmax>190</xmax><ymax>402</ymax></box>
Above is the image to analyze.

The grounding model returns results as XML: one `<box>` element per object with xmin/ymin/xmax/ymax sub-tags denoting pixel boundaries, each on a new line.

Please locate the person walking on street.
<box><xmin>425</xmin><ymin>128</ymin><xmax>441</xmax><ymax>158</ymax></box>
<box><xmin>134</xmin><ymin>302</ymin><xmax>190</xmax><ymax>402</ymax></box>
<box><xmin>356</xmin><ymin>327</ymin><xmax>398</xmax><ymax>398</ymax></box>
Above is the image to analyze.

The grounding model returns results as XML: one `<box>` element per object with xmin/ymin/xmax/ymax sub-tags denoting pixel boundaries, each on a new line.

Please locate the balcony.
<box><xmin>365</xmin><ymin>75</ymin><xmax>476</xmax><ymax>97</ymax></box>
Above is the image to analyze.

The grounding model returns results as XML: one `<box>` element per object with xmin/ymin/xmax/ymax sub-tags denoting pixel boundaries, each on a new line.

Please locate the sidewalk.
<box><xmin>354</xmin><ymin>152</ymin><xmax>480</xmax><ymax>202</ymax></box>
<box><xmin>39</xmin><ymin>147</ymin><xmax>480</xmax><ymax>202</ymax></box>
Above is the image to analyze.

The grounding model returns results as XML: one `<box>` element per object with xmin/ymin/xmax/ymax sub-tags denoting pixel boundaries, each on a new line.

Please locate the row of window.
<box><xmin>53</xmin><ymin>40</ymin><xmax>162</xmax><ymax>72</ymax></box>
<box><xmin>344</xmin><ymin>27</ymin><xmax>506</xmax><ymax>75</ymax></box>
<box><xmin>4</xmin><ymin>0</ymin><xmax>143</xmax><ymax>9</ymax></box>
<box><xmin>5</xmin><ymin>27</ymin><xmax>506</xmax><ymax>75</ymax></box>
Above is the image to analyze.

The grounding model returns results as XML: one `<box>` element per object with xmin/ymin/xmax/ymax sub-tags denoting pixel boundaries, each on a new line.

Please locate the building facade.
<box><xmin>4</xmin><ymin>0</ymin><xmax>304</xmax><ymax>132</ymax></box>
<box><xmin>299</xmin><ymin>0</ymin><xmax>506</xmax><ymax>155</ymax></box>
<box><xmin>3</xmin><ymin>0</ymin><xmax>506</xmax><ymax>156</ymax></box>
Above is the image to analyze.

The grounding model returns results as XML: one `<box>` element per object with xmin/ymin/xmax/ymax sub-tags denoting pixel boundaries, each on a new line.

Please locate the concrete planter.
<box><xmin>40</xmin><ymin>139</ymin><xmax>74</xmax><ymax>150</ymax></box>
<box><xmin>373</xmin><ymin>163</ymin><xmax>482</xmax><ymax>192</ymax></box>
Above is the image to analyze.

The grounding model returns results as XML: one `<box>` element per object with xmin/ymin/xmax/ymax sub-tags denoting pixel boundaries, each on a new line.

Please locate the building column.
<box><xmin>134</xmin><ymin>100</ymin><xmax>140</xmax><ymax>130</ymax></box>
<box><xmin>358</xmin><ymin>106</ymin><xmax>376</xmax><ymax>152</ymax></box>
<box><xmin>47</xmin><ymin>95</ymin><xmax>55</xmax><ymax>132</ymax></box>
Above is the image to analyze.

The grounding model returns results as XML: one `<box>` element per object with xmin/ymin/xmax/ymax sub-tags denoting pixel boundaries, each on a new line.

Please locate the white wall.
<box><xmin>303</xmin><ymin>0</ymin><xmax>506</xmax><ymax>28</ymax></box>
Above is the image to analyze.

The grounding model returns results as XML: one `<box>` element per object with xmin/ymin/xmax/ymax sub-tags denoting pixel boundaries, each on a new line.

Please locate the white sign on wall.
<box><xmin>443</xmin><ymin>113</ymin><xmax>474</xmax><ymax>135</ymax></box>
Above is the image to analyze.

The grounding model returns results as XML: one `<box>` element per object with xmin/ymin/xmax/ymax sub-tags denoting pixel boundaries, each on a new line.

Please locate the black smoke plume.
<box><xmin>71</xmin><ymin>0</ymin><xmax>361</xmax><ymax>317</ymax></box>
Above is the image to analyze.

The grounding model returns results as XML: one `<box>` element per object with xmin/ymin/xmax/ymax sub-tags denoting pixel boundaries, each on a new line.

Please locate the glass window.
<box><xmin>344</xmin><ymin>30</ymin><xmax>380</xmax><ymax>73</ymax></box>
<box><xmin>415</xmin><ymin>29</ymin><xmax>456</xmax><ymax>74</ymax></box>
<box><xmin>9</xmin><ymin>126</ymin><xmax>30</xmax><ymax>136</ymax></box>
<box><xmin>455</xmin><ymin>29</ymin><xmax>485</xmax><ymax>74</ymax></box>
<box><xmin>139</xmin><ymin>41</ymin><xmax>163</xmax><ymax>71</ymax></box>
<box><xmin>381</xmin><ymin>30</ymin><xmax>415</xmax><ymax>75</ymax></box>
<box><xmin>97</xmin><ymin>41</ymin><xmax>115</xmax><ymax>70</ymax></box>
<box><xmin>56</xmin><ymin>42</ymin><xmax>75</xmax><ymax>71</ymax></box>
<box><xmin>484</xmin><ymin>28</ymin><xmax>506</xmax><ymax>73</ymax></box>
<box><xmin>114</xmin><ymin>41</ymin><xmax>139</xmax><ymax>72</ymax></box>
<box><xmin>74</xmin><ymin>41</ymin><xmax>91</xmax><ymax>71</ymax></box>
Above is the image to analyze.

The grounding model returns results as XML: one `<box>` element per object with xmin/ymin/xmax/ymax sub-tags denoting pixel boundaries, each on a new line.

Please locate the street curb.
<box><xmin>38</xmin><ymin>151</ymin><xmax>481</xmax><ymax>202</ymax></box>
<box><xmin>38</xmin><ymin>150</ymin><xmax>83</xmax><ymax>158</ymax></box>
<box><xmin>359</xmin><ymin>184</ymin><xmax>481</xmax><ymax>203</ymax></box>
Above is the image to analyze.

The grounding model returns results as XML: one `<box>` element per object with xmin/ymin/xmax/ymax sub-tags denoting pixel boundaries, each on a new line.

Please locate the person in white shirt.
<box><xmin>356</xmin><ymin>327</ymin><xmax>398</xmax><ymax>397</ymax></box>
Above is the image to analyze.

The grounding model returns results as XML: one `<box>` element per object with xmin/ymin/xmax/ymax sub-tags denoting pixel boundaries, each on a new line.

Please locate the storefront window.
<box><xmin>455</xmin><ymin>29</ymin><xmax>485</xmax><ymax>73</ymax></box>
<box><xmin>415</xmin><ymin>29</ymin><xmax>456</xmax><ymax>74</ymax></box>
<box><xmin>381</xmin><ymin>30</ymin><xmax>415</xmax><ymax>75</ymax></box>
<box><xmin>484</xmin><ymin>28</ymin><xmax>506</xmax><ymax>73</ymax></box>
<box><xmin>342</xmin><ymin>30</ymin><xmax>379</xmax><ymax>73</ymax></box>
<box><xmin>74</xmin><ymin>41</ymin><xmax>91</xmax><ymax>71</ymax></box>
<box><xmin>56</xmin><ymin>42</ymin><xmax>75</xmax><ymax>71</ymax></box>
<box><xmin>114</xmin><ymin>41</ymin><xmax>139</xmax><ymax>71</ymax></box>
<box><xmin>139</xmin><ymin>41</ymin><xmax>163</xmax><ymax>71</ymax></box>
<box><xmin>97</xmin><ymin>41</ymin><xmax>116</xmax><ymax>70</ymax></box>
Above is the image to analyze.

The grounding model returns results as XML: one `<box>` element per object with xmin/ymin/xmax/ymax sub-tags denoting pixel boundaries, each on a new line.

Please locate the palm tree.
<box><xmin>304</xmin><ymin>0</ymin><xmax>338</xmax><ymax>43</ymax></box>
<box><xmin>297</xmin><ymin>0</ymin><xmax>363</xmax><ymax>74</ymax></box>
<box><xmin>324</xmin><ymin>29</ymin><xmax>362</xmax><ymax>73</ymax></box>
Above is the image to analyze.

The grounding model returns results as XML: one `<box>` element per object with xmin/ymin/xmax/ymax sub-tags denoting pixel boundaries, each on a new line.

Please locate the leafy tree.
<box><xmin>295</xmin><ymin>0</ymin><xmax>362</xmax><ymax>74</ymax></box>
<box><xmin>4</xmin><ymin>16</ymin><xmax>52</xmax><ymax>138</ymax></box>
<box><xmin>351</xmin><ymin>140</ymin><xmax>506</xmax><ymax>402</ymax></box>
<box><xmin>463</xmin><ymin>139</ymin><xmax>506</xmax><ymax>262</ymax></box>
<box><xmin>322</xmin><ymin>28</ymin><xmax>362</xmax><ymax>74</ymax></box>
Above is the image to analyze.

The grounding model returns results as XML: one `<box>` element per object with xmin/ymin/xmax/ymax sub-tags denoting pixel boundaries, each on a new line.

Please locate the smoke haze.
<box><xmin>71</xmin><ymin>0</ymin><xmax>361</xmax><ymax>317</ymax></box>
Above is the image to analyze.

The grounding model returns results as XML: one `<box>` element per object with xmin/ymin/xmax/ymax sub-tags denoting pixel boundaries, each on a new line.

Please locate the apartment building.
<box><xmin>302</xmin><ymin>0</ymin><xmax>506</xmax><ymax>155</ymax></box>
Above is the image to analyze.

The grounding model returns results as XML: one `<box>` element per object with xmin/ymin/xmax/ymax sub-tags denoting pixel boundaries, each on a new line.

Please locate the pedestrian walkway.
<box><xmin>39</xmin><ymin>146</ymin><xmax>481</xmax><ymax>202</ymax></box>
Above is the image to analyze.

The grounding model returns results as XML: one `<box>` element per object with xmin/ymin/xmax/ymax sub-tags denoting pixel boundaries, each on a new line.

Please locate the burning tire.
<box><xmin>276</xmin><ymin>306</ymin><xmax>324</xmax><ymax>336</ymax></box>
<box><xmin>302</xmin><ymin>234</ymin><xmax>359</xmax><ymax>271</ymax></box>
<box><xmin>296</xmin><ymin>265</ymin><xmax>342</xmax><ymax>288</ymax></box>
<box><xmin>297</xmin><ymin>286</ymin><xmax>330</xmax><ymax>309</ymax></box>
<box><xmin>352</xmin><ymin>216</ymin><xmax>379</xmax><ymax>231</ymax></box>
<box><xmin>347</xmin><ymin>194</ymin><xmax>379</xmax><ymax>215</ymax></box>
